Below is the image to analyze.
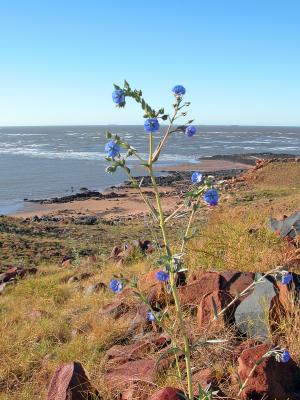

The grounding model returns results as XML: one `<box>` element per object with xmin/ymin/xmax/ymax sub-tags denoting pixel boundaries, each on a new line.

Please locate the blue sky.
<box><xmin>0</xmin><ymin>0</ymin><xmax>300</xmax><ymax>126</ymax></box>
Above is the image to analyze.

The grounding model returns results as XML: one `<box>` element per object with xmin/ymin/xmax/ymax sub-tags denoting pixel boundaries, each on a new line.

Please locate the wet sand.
<box><xmin>11</xmin><ymin>159</ymin><xmax>251</xmax><ymax>219</ymax></box>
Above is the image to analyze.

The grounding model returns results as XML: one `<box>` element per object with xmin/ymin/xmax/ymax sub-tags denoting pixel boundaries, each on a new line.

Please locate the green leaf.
<box><xmin>106</xmin><ymin>131</ymin><xmax>112</xmax><ymax>139</ymax></box>
<box><xmin>113</xmin><ymin>84</ymin><xmax>121</xmax><ymax>90</ymax></box>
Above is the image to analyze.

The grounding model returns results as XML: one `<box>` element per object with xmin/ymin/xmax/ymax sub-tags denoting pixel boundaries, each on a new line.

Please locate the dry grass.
<box><xmin>1</xmin><ymin>161</ymin><xmax>300</xmax><ymax>399</ymax></box>
<box><xmin>185</xmin><ymin>162</ymin><xmax>300</xmax><ymax>275</ymax></box>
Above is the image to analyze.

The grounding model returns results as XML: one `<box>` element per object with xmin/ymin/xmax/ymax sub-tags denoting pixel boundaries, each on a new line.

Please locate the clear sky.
<box><xmin>1</xmin><ymin>0</ymin><xmax>300</xmax><ymax>126</ymax></box>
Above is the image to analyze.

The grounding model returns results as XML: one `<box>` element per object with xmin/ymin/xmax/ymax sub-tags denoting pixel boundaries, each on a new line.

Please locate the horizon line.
<box><xmin>1</xmin><ymin>123</ymin><xmax>300</xmax><ymax>129</ymax></box>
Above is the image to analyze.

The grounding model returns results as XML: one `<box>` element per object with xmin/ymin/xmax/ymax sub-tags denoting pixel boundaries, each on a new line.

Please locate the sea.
<box><xmin>0</xmin><ymin>125</ymin><xmax>300</xmax><ymax>215</ymax></box>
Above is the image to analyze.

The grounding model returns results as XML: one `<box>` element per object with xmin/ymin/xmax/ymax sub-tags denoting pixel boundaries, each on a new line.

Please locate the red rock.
<box><xmin>237</xmin><ymin>343</ymin><xmax>300</xmax><ymax>399</ymax></box>
<box><xmin>107</xmin><ymin>340</ymin><xmax>152</xmax><ymax>363</ymax></box>
<box><xmin>192</xmin><ymin>368</ymin><xmax>215</xmax><ymax>392</ymax></box>
<box><xmin>0</xmin><ymin>267</ymin><xmax>18</xmax><ymax>283</ymax></box>
<box><xmin>129</xmin><ymin>304</ymin><xmax>151</xmax><ymax>334</ymax></box>
<box><xmin>121</xmin><ymin>385</ymin><xmax>149</xmax><ymax>400</ymax></box>
<box><xmin>275</xmin><ymin>280</ymin><xmax>293</xmax><ymax>310</ymax></box>
<box><xmin>109</xmin><ymin>246</ymin><xmax>123</xmax><ymax>262</ymax></box>
<box><xmin>105</xmin><ymin>358</ymin><xmax>172</xmax><ymax>393</ymax></box>
<box><xmin>138</xmin><ymin>269</ymin><xmax>169</xmax><ymax>305</ymax></box>
<box><xmin>47</xmin><ymin>362</ymin><xmax>100</xmax><ymax>399</ymax></box>
<box><xmin>233</xmin><ymin>339</ymin><xmax>263</xmax><ymax>361</ymax></box>
<box><xmin>220</xmin><ymin>272</ymin><xmax>255</xmax><ymax>301</ymax></box>
<box><xmin>88</xmin><ymin>255</ymin><xmax>98</xmax><ymax>263</ymax></box>
<box><xmin>105</xmin><ymin>359</ymin><xmax>156</xmax><ymax>388</ymax></box>
<box><xmin>148</xmin><ymin>387</ymin><xmax>184</xmax><ymax>399</ymax></box>
<box><xmin>179</xmin><ymin>272</ymin><xmax>222</xmax><ymax>306</ymax></box>
<box><xmin>197</xmin><ymin>290</ymin><xmax>234</xmax><ymax>328</ymax></box>
<box><xmin>0</xmin><ymin>266</ymin><xmax>37</xmax><ymax>284</ymax></box>
<box><xmin>98</xmin><ymin>301</ymin><xmax>130</xmax><ymax>319</ymax></box>
<box><xmin>61</xmin><ymin>259</ymin><xmax>72</xmax><ymax>267</ymax></box>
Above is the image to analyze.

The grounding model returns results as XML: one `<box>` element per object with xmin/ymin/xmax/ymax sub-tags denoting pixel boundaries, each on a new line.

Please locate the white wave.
<box><xmin>1</xmin><ymin>133</ymin><xmax>48</xmax><ymax>136</ymax></box>
<box><xmin>0</xmin><ymin>146</ymin><xmax>197</xmax><ymax>163</ymax></box>
<box><xmin>269</xmin><ymin>147</ymin><xmax>300</xmax><ymax>151</ymax></box>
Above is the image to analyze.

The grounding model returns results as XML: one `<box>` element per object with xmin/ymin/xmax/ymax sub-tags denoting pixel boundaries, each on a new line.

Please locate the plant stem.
<box><xmin>152</xmin><ymin>99</ymin><xmax>180</xmax><ymax>163</ymax></box>
<box><xmin>180</xmin><ymin>189</ymin><xmax>205</xmax><ymax>254</ymax></box>
<box><xmin>180</xmin><ymin>204</ymin><xmax>196</xmax><ymax>254</ymax></box>
<box><xmin>148</xmin><ymin>132</ymin><xmax>194</xmax><ymax>399</ymax></box>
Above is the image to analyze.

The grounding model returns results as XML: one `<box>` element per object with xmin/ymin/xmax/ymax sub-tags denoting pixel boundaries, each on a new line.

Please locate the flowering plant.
<box><xmin>104</xmin><ymin>81</ymin><xmax>291</xmax><ymax>399</ymax></box>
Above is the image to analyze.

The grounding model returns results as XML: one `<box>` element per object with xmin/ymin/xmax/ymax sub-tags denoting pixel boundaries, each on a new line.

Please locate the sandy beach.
<box><xmin>11</xmin><ymin>159</ymin><xmax>251</xmax><ymax>219</ymax></box>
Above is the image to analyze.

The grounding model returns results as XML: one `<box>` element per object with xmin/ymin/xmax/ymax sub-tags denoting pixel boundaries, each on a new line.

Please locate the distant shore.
<box><xmin>8</xmin><ymin>152</ymin><xmax>298</xmax><ymax>220</ymax></box>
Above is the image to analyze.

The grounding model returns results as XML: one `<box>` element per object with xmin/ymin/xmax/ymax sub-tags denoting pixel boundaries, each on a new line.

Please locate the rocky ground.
<box><xmin>1</xmin><ymin>157</ymin><xmax>300</xmax><ymax>399</ymax></box>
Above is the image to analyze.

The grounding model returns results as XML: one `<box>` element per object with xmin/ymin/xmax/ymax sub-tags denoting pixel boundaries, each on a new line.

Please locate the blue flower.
<box><xmin>191</xmin><ymin>171</ymin><xmax>202</xmax><ymax>184</ymax></box>
<box><xmin>185</xmin><ymin>125</ymin><xmax>196</xmax><ymax>137</ymax></box>
<box><xmin>281</xmin><ymin>273</ymin><xmax>292</xmax><ymax>285</ymax></box>
<box><xmin>112</xmin><ymin>89</ymin><xmax>125</xmax><ymax>106</ymax></box>
<box><xmin>172</xmin><ymin>85</ymin><xmax>186</xmax><ymax>96</ymax></box>
<box><xmin>281</xmin><ymin>349</ymin><xmax>290</xmax><ymax>363</ymax></box>
<box><xmin>203</xmin><ymin>189</ymin><xmax>219</xmax><ymax>206</ymax></box>
<box><xmin>156</xmin><ymin>270</ymin><xmax>169</xmax><ymax>282</ymax></box>
<box><xmin>146</xmin><ymin>311</ymin><xmax>156</xmax><ymax>322</ymax></box>
<box><xmin>109</xmin><ymin>279</ymin><xmax>123</xmax><ymax>293</ymax></box>
<box><xmin>144</xmin><ymin>118</ymin><xmax>160</xmax><ymax>133</ymax></box>
<box><xmin>105</xmin><ymin>140</ymin><xmax>120</xmax><ymax>158</ymax></box>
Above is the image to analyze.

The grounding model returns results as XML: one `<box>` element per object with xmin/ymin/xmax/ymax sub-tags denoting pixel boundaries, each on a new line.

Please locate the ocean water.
<box><xmin>0</xmin><ymin>125</ymin><xmax>300</xmax><ymax>214</ymax></box>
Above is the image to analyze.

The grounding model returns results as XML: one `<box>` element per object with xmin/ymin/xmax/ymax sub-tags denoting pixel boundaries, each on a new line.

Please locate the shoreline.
<box><xmin>9</xmin><ymin>158</ymin><xmax>251</xmax><ymax>220</ymax></box>
<box><xmin>7</xmin><ymin>152</ymin><xmax>298</xmax><ymax>220</ymax></box>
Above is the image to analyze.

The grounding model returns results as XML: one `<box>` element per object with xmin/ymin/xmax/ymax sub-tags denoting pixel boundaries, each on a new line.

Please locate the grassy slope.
<box><xmin>0</xmin><ymin>161</ymin><xmax>300</xmax><ymax>399</ymax></box>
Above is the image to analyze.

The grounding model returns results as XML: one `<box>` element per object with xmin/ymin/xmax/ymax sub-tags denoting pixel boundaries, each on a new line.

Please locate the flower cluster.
<box><xmin>191</xmin><ymin>172</ymin><xmax>202</xmax><ymax>184</ymax></box>
<box><xmin>156</xmin><ymin>270</ymin><xmax>169</xmax><ymax>282</ymax></box>
<box><xmin>204</xmin><ymin>188</ymin><xmax>219</xmax><ymax>206</ymax></box>
<box><xmin>112</xmin><ymin>89</ymin><xmax>125</xmax><ymax>107</ymax></box>
<box><xmin>105</xmin><ymin>140</ymin><xmax>120</xmax><ymax>158</ymax></box>
<box><xmin>185</xmin><ymin>125</ymin><xmax>196</xmax><ymax>137</ymax></box>
<box><xmin>109</xmin><ymin>279</ymin><xmax>123</xmax><ymax>293</ymax></box>
<box><xmin>280</xmin><ymin>349</ymin><xmax>290</xmax><ymax>363</ymax></box>
<box><xmin>146</xmin><ymin>311</ymin><xmax>156</xmax><ymax>322</ymax></box>
<box><xmin>281</xmin><ymin>272</ymin><xmax>292</xmax><ymax>285</ymax></box>
<box><xmin>172</xmin><ymin>85</ymin><xmax>186</xmax><ymax>96</ymax></box>
<box><xmin>144</xmin><ymin>118</ymin><xmax>160</xmax><ymax>133</ymax></box>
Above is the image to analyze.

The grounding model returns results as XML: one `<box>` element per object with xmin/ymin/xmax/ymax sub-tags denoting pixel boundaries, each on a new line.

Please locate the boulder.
<box><xmin>105</xmin><ymin>359</ymin><xmax>168</xmax><ymax>391</ymax></box>
<box><xmin>269</xmin><ymin>211</ymin><xmax>300</xmax><ymax>239</ymax></box>
<box><xmin>197</xmin><ymin>290</ymin><xmax>234</xmax><ymax>328</ymax></box>
<box><xmin>47</xmin><ymin>362</ymin><xmax>100</xmax><ymax>399</ymax></box>
<box><xmin>237</xmin><ymin>343</ymin><xmax>300</xmax><ymax>399</ymax></box>
<box><xmin>220</xmin><ymin>271</ymin><xmax>255</xmax><ymax>301</ymax></box>
<box><xmin>234</xmin><ymin>276</ymin><xmax>277</xmax><ymax>338</ymax></box>
<box><xmin>179</xmin><ymin>272</ymin><xmax>222</xmax><ymax>306</ymax></box>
